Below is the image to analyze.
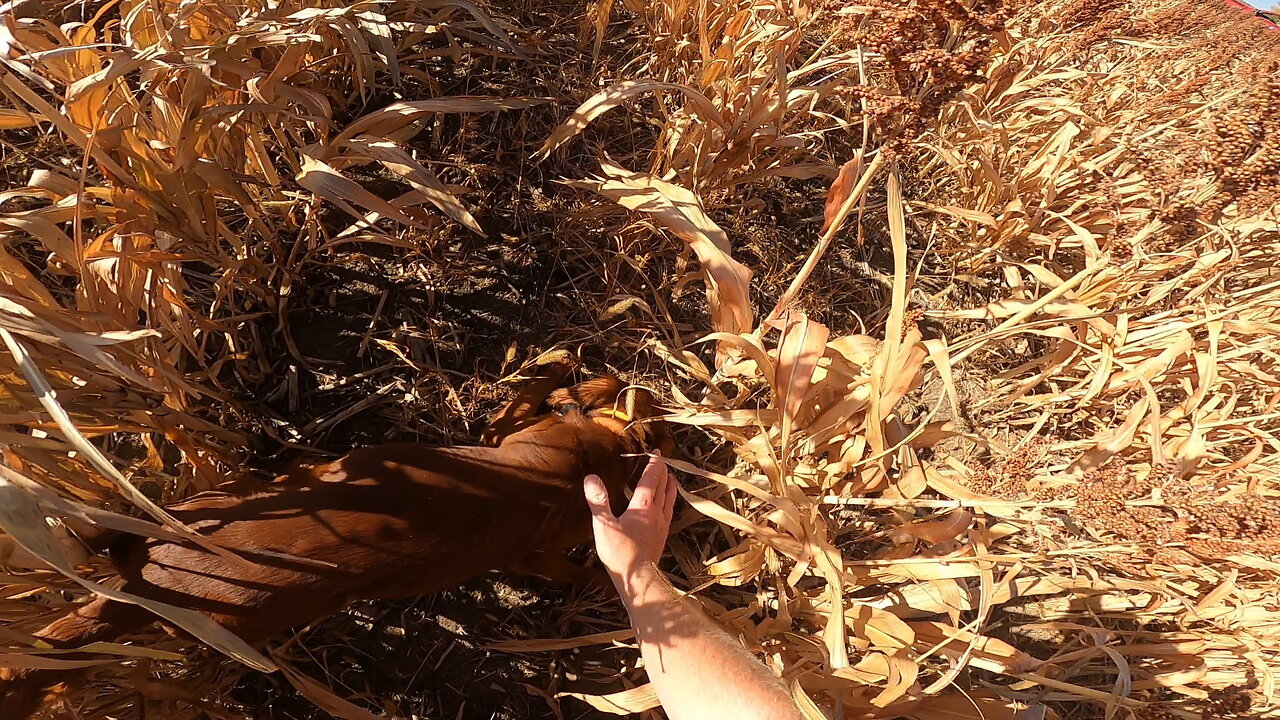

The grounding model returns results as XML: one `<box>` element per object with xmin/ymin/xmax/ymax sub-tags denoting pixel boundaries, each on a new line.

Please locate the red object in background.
<box><xmin>1223</xmin><ymin>0</ymin><xmax>1280</xmax><ymax>31</ymax></box>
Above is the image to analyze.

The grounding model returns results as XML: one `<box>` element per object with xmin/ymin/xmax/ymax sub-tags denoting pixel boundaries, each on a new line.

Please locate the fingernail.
<box><xmin>584</xmin><ymin>475</ymin><xmax>607</xmax><ymax>502</ymax></box>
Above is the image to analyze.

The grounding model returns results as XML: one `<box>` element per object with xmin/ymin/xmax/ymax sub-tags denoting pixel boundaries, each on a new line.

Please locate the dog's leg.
<box><xmin>1</xmin><ymin>597</ymin><xmax>152</xmax><ymax>719</ymax></box>
<box><xmin>481</xmin><ymin>358</ymin><xmax>575</xmax><ymax>446</ymax></box>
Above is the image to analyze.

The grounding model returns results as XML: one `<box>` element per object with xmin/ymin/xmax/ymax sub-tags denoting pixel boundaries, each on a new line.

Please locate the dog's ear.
<box><xmin>482</xmin><ymin>358</ymin><xmax>576</xmax><ymax>445</ymax></box>
<box><xmin>549</xmin><ymin>380</ymin><xmax>666</xmax><ymax>421</ymax></box>
<box><xmin>621</xmin><ymin>388</ymin><xmax>671</xmax><ymax>453</ymax></box>
<box><xmin>619</xmin><ymin>387</ymin><xmax>658</xmax><ymax>420</ymax></box>
<box><xmin>547</xmin><ymin>376</ymin><xmax>625</xmax><ymax>410</ymax></box>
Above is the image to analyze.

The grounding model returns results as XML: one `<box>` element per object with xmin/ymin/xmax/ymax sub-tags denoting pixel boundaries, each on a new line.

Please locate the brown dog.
<box><xmin>0</xmin><ymin>364</ymin><xmax>666</xmax><ymax>717</ymax></box>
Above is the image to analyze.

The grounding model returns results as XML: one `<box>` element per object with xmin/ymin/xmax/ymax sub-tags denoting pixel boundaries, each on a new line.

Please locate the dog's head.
<box><xmin>547</xmin><ymin>376</ymin><xmax>672</xmax><ymax>457</ymax></box>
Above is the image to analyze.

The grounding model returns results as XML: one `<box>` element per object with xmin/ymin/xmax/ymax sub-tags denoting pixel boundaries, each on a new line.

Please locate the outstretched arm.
<box><xmin>584</xmin><ymin>457</ymin><xmax>805</xmax><ymax>720</ymax></box>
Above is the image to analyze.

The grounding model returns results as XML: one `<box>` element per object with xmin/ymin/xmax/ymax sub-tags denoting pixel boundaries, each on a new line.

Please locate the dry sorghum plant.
<box><xmin>822</xmin><ymin>0</ymin><xmax>1009</xmax><ymax>153</ymax></box>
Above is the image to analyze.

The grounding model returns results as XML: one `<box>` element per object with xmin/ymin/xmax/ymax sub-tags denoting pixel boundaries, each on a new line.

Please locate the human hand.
<box><xmin>583</xmin><ymin>455</ymin><xmax>676</xmax><ymax>598</ymax></box>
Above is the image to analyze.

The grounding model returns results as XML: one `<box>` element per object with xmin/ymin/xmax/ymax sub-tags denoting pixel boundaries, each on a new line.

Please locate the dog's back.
<box><xmin>111</xmin><ymin>414</ymin><xmax>639</xmax><ymax>640</ymax></box>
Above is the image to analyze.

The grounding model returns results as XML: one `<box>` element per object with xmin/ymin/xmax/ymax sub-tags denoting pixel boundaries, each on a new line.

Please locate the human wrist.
<box><xmin>614</xmin><ymin>562</ymin><xmax>671</xmax><ymax>608</ymax></box>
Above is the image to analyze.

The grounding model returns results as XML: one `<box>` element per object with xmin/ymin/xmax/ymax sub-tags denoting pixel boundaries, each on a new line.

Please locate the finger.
<box><xmin>648</xmin><ymin>454</ymin><xmax>671</xmax><ymax>515</ymax></box>
<box><xmin>629</xmin><ymin>455</ymin><xmax>667</xmax><ymax>511</ymax></box>
<box><xmin>583</xmin><ymin>475</ymin><xmax>617</xmax><ymax>522</ymax></box>
<box><xmin>645</xmin><ymin>454</ymin><xmax>668</xmax><ymax>511</ymax></box>
<box><xmin>662</xmin><ymin>469</ymin><xmax>677</xmax><ymax>524</ymax></box>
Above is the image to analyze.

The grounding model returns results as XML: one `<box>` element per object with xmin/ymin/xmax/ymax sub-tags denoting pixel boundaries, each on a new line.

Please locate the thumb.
<box><xmin>583</xmin><ymin>475</ymin><xmax>615</xmax><ymax>520</ymax></box>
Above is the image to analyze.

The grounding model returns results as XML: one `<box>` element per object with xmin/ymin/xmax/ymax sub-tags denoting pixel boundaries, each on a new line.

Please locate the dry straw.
<box><xmin>1</xmin><ymin>0</ymin><xmax>1279</xmax><ymax>717</ymax></box>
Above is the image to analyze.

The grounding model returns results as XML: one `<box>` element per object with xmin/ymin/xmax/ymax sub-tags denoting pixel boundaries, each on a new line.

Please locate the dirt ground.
<box><xmin>228</xmin><ymin>576</ymin><xmax>632</xmax><ymax>720</ymax></box>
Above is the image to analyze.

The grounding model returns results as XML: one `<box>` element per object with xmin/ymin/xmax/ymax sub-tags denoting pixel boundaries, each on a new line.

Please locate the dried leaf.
<box><xmin>569</xmin><ymin>164</ymin><xmax>753</xmax><ymax>344</ymax></box>
<box><xmin>772</xmin><ymin>310</ymin><xmax>830</xmax><ymax>455</ymax></box>
<box><xmin>908</xmin><ymin>692</ymin><xmax>1047</xmax><ymax>719</ymax></box>
<box><xmin>821</xmin><ymin>157</ymin><xmax>863</xmax><ymax>235</ymax></box>
<box><xmin>0</xmin><ymin>328</ymin><xmax>249</xmax><ymax>567</ymax></box>
<box><xmin>277</xmin><ymin>655</ymin><xmax>391</xmax><ymax>720</ymax></box>
<box><xmin>910</xmin><ymin>621</ymin><xmax>1041</xmax><ymax>675</ymax></box>
<box><xmin>339</xmin><ymin>138</ymin><xmax>483</xmax><ymax>234</ymax></box>
<box><xmin>558</xmin><ymin>683</ymin><xmax>661</xmax><ymax>714</ymax></box>
<box><xmin>903</xmin><ymin>509</ymin><xmax>975</xmax><ymax>544</ymax></box>
<box><xmin>0</xmin><ymin>107</ymin><xmax>40</xmax><ymax>129</ymax></box>
<box><xmin>297</xmin><ymin>147</ymin><xmax>427</xmax><ymax>229</ymax></box>
<box><xmin>335</xmin><ymin>97</ymin><xmax>549</xmax><ymax>144</ymax></box>
<box><xmin>487</xmin><ymin>630</ymin><xmax>635</xmax><ymax>653</ymax></box>
<box><xmin>537</xmin><ymin>80</ymin><xmax>723</xmax><ymax>159</ymax></box>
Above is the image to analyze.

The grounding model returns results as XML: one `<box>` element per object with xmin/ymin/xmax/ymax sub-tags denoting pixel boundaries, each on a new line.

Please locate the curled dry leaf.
<box><xmin>902</xmin><ymin>509</ymin><xmax>975</xmax><ymax>545</ymax></box>
<box><xmin>536</xmin><ymin>80</ymin><xmax>724</xmax><ymax>159</ymax></box>
<box><xmin>828</xmin><ymin>334</ymin><xmax>882</xmax><ymax>368</ymax></box>
<box><xmin>705</xmin><ymin>541</ymin><xmax>767</xmax><ymax>585</ymax></box>
<box><xmin>338</xmin><ymin>138</ymin><xmax>484</xmax><ymax>235</ymax></box>
<box><xmin>568</xmin><ymin>163</ymin><xmax>753</xmax><ymax>348</ymax></box>
<box><xmin>910</xmin><ymin>621</ymin><xmax>1041</xmax><ymax>675</ymax></box>
<box><xmin>333</xmin><ymin>96</ymin><xmax>550</xmax><ymax>144</ymax></box>
<box><xmin>558</xmin><ymin>683</ymin><xmax>661</xmax><ymax>714</ymax></box>
<box><xmin>821</xmin><ymin>156</ymin><xmax>865</xmax><ymax>235</ymax></box>
<box><xmin>297</xmin><ymin>147</ymin><xmax>427</xmax><ymax>229</ymax></box>
<box><xmin>771</xmin><ymin>310</ymin><xmax>831</xmax><ymax>456</ymax></box>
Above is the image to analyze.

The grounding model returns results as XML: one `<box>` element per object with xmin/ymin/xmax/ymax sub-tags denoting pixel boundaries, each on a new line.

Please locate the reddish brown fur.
<box><xmin>0</xmin><ymin>370</ymin><xmax>665</xmax><ymax>718</ymax></box>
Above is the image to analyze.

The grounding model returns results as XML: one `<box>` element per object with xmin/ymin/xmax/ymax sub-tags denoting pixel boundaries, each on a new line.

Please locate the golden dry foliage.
<box><xmin>553</xmin><ymin>0</ymin><xmax>1280</xmax><ymax>718</ymax></box>
<box><xmin>2</xmin><ymin>0</ymin><xmax>1280</xmax><ymax>717</ymax></box>
<box><xmin>0</xmin><ymin>0</ymin><xmax>545</xmax><ymax>715</ymax></box>
<box><xmin>544</xmin><ymin>0</ymin><xmax>865</xmax><ymax>192</ymax></box>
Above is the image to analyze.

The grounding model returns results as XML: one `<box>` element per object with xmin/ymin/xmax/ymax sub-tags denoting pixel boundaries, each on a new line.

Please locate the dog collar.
<box><xmin>555</xmin><ymin>404</ymin><xmax>632</xmax><ymax>423</ymax></box>
<box><xmin>593</xmin><ymin>407</ymin><xmax>632</xmax><ymax>423</ymax></box>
